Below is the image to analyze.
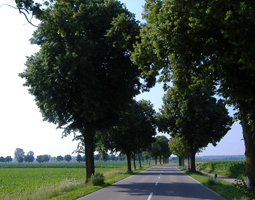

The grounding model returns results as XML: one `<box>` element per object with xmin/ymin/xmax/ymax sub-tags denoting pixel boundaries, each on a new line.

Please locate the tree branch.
<box><xmin>0</xmin><ymin>4</ymin><xmax>38</xmax><ymax>27</ymax></box>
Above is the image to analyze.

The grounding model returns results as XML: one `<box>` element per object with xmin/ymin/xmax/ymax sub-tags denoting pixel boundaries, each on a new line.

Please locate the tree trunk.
<box><xmin>178</xmin><ymin>156</ymin><xmax>182</xmax><ymax>166</ymax></box>
<box><xmin>188</xmin><ymin>156</ymin><xmax>190</xmax><ymax>169</ymax></box>
<box><xmin>155</xmin><ymin>156</ymin><xmax>157</xmax><ymax>165</ymax></box>
<box><xmin>126</xmin><ymin>151</ymin><xmax>132</xmax><ymax>172</ymax></box>
<box><xmin>190</xmin><ymin>148</ymin><xmax>196</xmax><ymax>172</ymax></box>
<box><xmin>138</xmin><ymin>153</ymin><xmax>142</xmax><ymax>168</ymax></box>
<box><xmin>159</xmin><ymin>155</ymin><xmax>162</xmax><ymax>165</ymax></box>
<box><xmin>239</xmin><ymin>103</ymin><xmax>255</xmax><ymax>191</ymax></box>
<box><xmin>83</xmin><ymin>126</ymin><xmax>95</xmax><ymax>183</ymax></box>
<box><xmin>133</xmin><ymin>153</ymin><xmax>136</xmax><ymax>170</ymax></box>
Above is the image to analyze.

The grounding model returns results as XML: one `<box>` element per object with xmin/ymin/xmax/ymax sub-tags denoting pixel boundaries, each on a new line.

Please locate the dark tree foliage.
<box><xmin>19</xmin><ymin>0</ymin><xmax>142</xmax><ymax>182</ymax></box>
<box><xmin>158</xmin><ymin>83</ymin><xmax>232</xmax><ymax>171</ymax></box>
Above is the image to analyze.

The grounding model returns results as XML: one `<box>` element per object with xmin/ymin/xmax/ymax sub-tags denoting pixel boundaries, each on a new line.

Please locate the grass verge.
<box><xmin>178</xmin><ymin>166</ymin><xmax>248</xmax><ymax>200</ymax></box>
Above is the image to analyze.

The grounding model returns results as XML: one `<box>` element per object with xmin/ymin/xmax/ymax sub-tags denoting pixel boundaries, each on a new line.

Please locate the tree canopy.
<box><xmin>19</xmin><ymin>0</ymin><xmax>142</xmax><ymax>182</ymax></box>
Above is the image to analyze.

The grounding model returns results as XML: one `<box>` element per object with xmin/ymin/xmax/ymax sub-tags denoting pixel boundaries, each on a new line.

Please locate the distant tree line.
<box><xmin>0</xmin><ymin>156</ymin><xmax>12</xmax><ymax>163</ymax></box>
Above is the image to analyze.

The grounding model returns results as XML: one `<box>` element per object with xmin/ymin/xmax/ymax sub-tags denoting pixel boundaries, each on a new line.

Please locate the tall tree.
<box><xmin>158</xmin><ymin>83</ymin><xmax>232</xmax><ymax>171</ymax></box>
<box><xmin>97</xmin><ymin>100</ymin><xmax>157</xmax><ymax>172</ymax></box>
<box><xmin>19</xmin><ymin>0</ymin><xmax>141</xmax><ymax>182</ymax></box>
<box><xmin>133</xmin><ymin>0</ymin><xmax>255</xmax><ymax>190</ymax></box>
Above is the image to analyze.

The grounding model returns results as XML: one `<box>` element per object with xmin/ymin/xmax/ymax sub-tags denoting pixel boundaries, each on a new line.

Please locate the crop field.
<box><xmin>197</xmin><ymin>160</ymin><xmax>245</xmax><ymax>179</ymax></box>
<box><xmin>0</xmin><ymin>161</ymin><xmax>148</xmax><ymax>200</ymax></box>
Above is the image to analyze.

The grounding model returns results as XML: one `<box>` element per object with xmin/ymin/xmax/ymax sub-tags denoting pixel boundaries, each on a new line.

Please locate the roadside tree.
<box><xmin>98</xmin><ymin>100</ymin><xmax>157</xmax><ymax>172</ymax></box>
<box><xmin>147</xmin><ymin>136</ymin><xmax>171</xmax><ymax>165</ymax></box>
<box><xmin>133</xmin><ymin>0</ymin><xmax>255</xmax><ymax>190</ymax></box>
<box><xmin>18</xmin><ymin>0</ymin><xmax>141</xmax><ymax>182</ymax></box>
<box><xmin>158</xmin><ymin>83</ymin><xmax>232</xmax><ymax>171</ymax></box>
<box><xmin>169</xmin><ymin>136</ymin><xmax>189</xmax><ymax>167</ymax></box>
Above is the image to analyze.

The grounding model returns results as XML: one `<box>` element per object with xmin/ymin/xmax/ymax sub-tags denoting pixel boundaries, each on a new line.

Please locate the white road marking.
<box><xmin>158</xmin><ymin>176</ymin><xmax>160</xmax><ymax>179</ymax></box>
<box><xmin>147</xmin><ymin>192</ymin><xmax>153</xmax><ymax>200</ymax></box>
<box><xmin>155</xmin><ymin>182</ymin><xmax>158</xmax><ymax>186</ymax></box>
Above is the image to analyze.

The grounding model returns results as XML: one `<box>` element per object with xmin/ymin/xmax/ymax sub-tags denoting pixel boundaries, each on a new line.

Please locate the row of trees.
<box><xmin>13</xmin><ymin>148</ymin><xmax>75</xmax><ymax>163</ymax></box>
<box><xmin>14</xmin><ymin>0</ymin><xmax>255</xmax><ymax>192</ymax></box>
<box><xmin>132</xmin><ymin>0</ymin><xmax>255</xmax><ymax>191</ymax></box>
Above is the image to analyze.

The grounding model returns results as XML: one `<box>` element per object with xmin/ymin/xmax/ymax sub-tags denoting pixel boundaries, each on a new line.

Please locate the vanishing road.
<box><xmin>78</xmin><ymin>163</ymin><xmax>226</xmax><ymax>200</ymax></box>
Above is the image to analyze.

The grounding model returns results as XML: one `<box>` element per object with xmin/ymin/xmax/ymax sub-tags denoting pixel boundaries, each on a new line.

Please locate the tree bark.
<box><xmin>83</xmin><ymin>126</ymin><xmax>95</xmax><ymax>183</ymax></box>
<box><xmin>155</xmin><ymin>156</ymin><xmax>157</xmax><ymax>165</ymax></box>
<box><xmin>178</xmin><ymin>156</ymin><xmax>182</xmax><ymax>166</ymax></box>
<box><xmin>239</xmin><ymin>103</ymin><xmax>255</xmax><ymax>191</ymax></box>
<box><xmin>159</xmin><ymin>155</ymin><xmax>162</xmax><ymax>165</ymax></box>
<box><xmin>126</xmin><ymin>151</ymin><xmax>132</xmax><ymax>172</ymax></box>
<box><xmin>133</xmin><ymin>153</ymin><xmax>136</xmax><ymax>170</ymax></box>
<box><xmin>190</xmin><ymin>148</ymin><xmax>196</xmax><ymax>172</ymax></box>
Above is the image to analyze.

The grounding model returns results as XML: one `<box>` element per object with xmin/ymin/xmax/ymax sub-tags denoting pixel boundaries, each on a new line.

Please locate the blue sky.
<box><xmin>0</xmin><ymin>0</ymin><xmax>244</xmax><ymax>158</ymax></box>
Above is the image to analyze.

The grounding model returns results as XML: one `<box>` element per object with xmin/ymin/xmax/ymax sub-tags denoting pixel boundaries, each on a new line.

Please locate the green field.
<box><xmin>0</xmin><ymin>161</ymin><xmax>150</xmax><ymax>200</ymax></box>
<box><xmin>197</xmin><ymin>160</ymin><xmax>245</xmax><ymax>179</ymax></box>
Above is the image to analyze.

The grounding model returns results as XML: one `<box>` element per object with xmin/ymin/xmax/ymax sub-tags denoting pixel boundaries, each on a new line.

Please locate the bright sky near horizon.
<box><xmin>0</xmin><ymin>0</ymin><xmax>245</xmax><ymax>158</ymax></box>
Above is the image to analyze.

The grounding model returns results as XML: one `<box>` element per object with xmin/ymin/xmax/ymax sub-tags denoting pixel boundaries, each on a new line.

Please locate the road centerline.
<box><xmin>147</xmin><ymin>192</ymin><xmax>153</xmax><ymax>200</ymax></box>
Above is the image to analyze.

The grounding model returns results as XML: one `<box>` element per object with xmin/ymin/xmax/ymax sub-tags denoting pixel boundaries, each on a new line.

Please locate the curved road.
<box><xmin>78</xmin><ymin>163</ymin><xmax>226</xmax><ymax>200</ymax></box>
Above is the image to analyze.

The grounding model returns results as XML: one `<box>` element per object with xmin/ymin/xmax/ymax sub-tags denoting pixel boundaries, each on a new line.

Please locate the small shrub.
<box><xmin>207</xmin><ymin>177</ymin><xmax>216</xmax><ymax>185</ymax></box>
<box><xmin>92</xmin><ymin>172</ymin><xmax>105</xmax><ymax>186</ymax></box>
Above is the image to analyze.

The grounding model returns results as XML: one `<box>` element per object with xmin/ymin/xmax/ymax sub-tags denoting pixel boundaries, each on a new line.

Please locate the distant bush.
<box><xmin>92</xmin><ymin>172</ymin><xmax>105</xmax><ymax>186</ymax></box>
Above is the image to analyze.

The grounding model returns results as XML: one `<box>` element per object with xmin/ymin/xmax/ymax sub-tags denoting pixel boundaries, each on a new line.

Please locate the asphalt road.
<box><xmin>78</xmin><ymin>163</ymin><xmax>226</xmax><ymax>200</ymax></box>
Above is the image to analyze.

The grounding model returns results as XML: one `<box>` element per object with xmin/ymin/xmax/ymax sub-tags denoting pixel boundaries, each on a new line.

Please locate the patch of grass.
<box><xmin>178</xmin><ymin>166</ymin><xmax>248</xmax><ymax>200</ymax></box>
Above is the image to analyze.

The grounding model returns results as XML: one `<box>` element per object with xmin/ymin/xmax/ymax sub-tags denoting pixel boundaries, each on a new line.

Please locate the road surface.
<box><xmin>78</xmin><ymin>163</ymin><xmax>226</xmax><ymax>200</ymax></box>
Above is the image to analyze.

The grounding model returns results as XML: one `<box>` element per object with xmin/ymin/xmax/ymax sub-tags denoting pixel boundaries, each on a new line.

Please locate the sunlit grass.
<box><xmin>0</xmin><ymin>162</ymin><xmax>154</xmax><ymax>200</ymax></box>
